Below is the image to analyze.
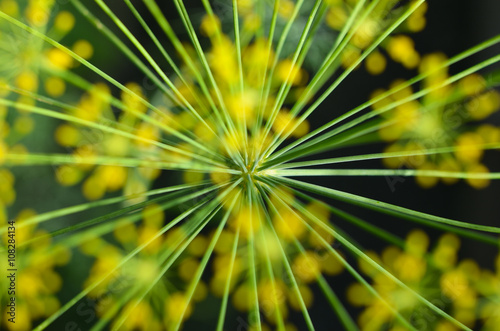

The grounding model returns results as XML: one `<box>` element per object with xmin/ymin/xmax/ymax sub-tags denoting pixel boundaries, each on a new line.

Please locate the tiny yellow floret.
<box><xmin>72</xmin><ymin>40</ymin><xmax>94</xmax><ymax>60</ymax></box>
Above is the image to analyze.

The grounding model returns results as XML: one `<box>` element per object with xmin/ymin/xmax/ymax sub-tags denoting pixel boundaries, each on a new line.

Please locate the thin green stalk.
<box><xmin>0</xmin><ymin>181</ymin><xmax>210</xmax><ymax>233</ymax></box>
<box><xmin>291</xmin><ymin>188</ymin><xmax>405</xmax><ymax>247</ymax></box>
<box><xmin>4</xmin><ymin>153</ymin><xmax>238</xmax><ymax>174</ymax></box>
<box><xmin>275</xmin><ymin>176</ymin><xmax>500</xmax><ymax>234</ymax></box>
<box><xmin>93</xmin><ymin>0</ymin><xmax>220</xmax><ymax>140</ymax></box>
<box><xmin>232</xmin><ymin>0</ymin><xmax>249</xmax><ymax>163</ymax></box>
<box><xmin>111</xmin><ymin>203</ymin><xmax>224</xmax><ymax>331</ymax></box>
<box><xmin>272</xmin><ymin>168</ymin><xmax>500</xmax><ymax>179</ymax></box>
<box><xmin>252</xmin><ymin>0</ymin><xmax>280</xmax><ymax>140</ymax></box>
<box><xmin>216</xmin><ymin>219</ymin><xmax>241</xmax><ymax>331</ymax></box>
<box><xmin>246</xmin><ymin>179</ymin><xmax>262</xmax><ymax>331</ymax></box>
<box><xmin>123</xmin><ymin>0</ymin><xmax>214</xmax><ymax>118</ymax></box>
<box><xmin>257</xmin><ymin>0</ymin><xmax>305</xmax><ymax>125</ymax></box>
<box><xmin>257</xmin><ymin>219</ymin><xmax>287</xmax><ymax>331</ymax></box>
<box><xmin>91</xmin><ymin>193</ymin><xmax>221</xmax><ymax>331</ymax></box>
<box><xmin>45</xmin><ymin>68</ymin><xmax>225</xmax><ymax>162</ymax></box>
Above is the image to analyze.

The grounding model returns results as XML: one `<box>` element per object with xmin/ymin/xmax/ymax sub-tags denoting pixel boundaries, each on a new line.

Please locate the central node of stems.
<box><xmin>239</xmin><ymin>161</ymin><xmax>261</xmax><ymax>192</ymax></box>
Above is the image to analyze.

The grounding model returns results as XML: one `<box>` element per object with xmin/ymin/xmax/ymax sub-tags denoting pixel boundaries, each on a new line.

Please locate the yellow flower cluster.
<box><xmin>348</xmin><ymin>229</ymin><xmax>500</xmax><ymax>331</ymax></box>
<box><xmin>0</xmin><ymin>0</ymin><xmax>93</xmax><ymax>191</ymax></box>
<box><xmin>0</xmin><ymin>88</ymin><xmax>29</xmax><ymax>244</ymax></box>
<box><xmin>0</xmin><ymin>0</ymin><xmax>93</xmax><ymax>99</ymax></box>
<box><xmin>1</xmin><ymin>209</ymin><xmax>71</xmax><ymax>331</ymax></box>
<box><xmin>54</xmin><ymin>82</ymin><xmax>164</xmax><ymax>201</ymax></box>
<box><xmin>375</xmin><ymin>54</ymin><xmax>500</xmax><ymax>188</ymax></box>
<box><xmin>325</xmin><ymin>0</ymin><xmax>427</xmax><ymax>75</ymax></box>
<box><xmin>80</xmin><ymin>203</ymin><xmax>209</xmax><ymax>330</ymax></box>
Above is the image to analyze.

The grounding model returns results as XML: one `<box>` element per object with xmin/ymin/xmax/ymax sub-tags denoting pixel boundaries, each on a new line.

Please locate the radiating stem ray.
<box><xmin>257</xmin><ymin>0</ymin><xmax>371</xmax><ymax>160</ymax></box>
<box><xmin>45</xmin><ymin>61</ymin><xmax>215</xmax><ymax>162</ymax></box>
<box><xmin>0</xmin><ymin>181</ymin><xmax>210</xmax><ymax>233</ymax></box>
<box><xmin>288</xmin><ymin>183</ymin><xmax>498</xmax><ymax>278</ymax></box>
<box><xmin>48</xmin><ymin>68</ymin><xmax>225</xmax><ymax>162</ymax></box>
<box><xmin>252</xmin><ymin>188</ymin><xmax>290</xmax><ymax>331</ymax></box>
<box><xmin>257</xmin><ymin>223</ymin><xmax>287</xmax><ymax>331</ymax></box>
<box><xmin>272</xmin><ymin>168</ymin><xmax>500</xmax><ymax>180</ymax></box>
<box><xmin>4</xmin><ymin>153</ymin><xmax>239</xmax><ymax>174</ymax></box>
<box><xmin>59</xmin><ymin>214</ymin><xmax>145</xmax><ymax>258</ymax></box>
<box><xmin>70</xmin><ymin>0</ymin><xmax>182</xmax><ymax>108</ymax></box>
<box><xmin>216</xmin><ymin>218</ymin><xmax>241</xmax><ymax>331</ymax></box>
<box><xmin>291</xmin><ymin>187</ymin><xmax>405</xmax><ymax>247</ymax></box>
<box><xmin>232</xmin><ymin>0</ymin><xmax>249</xmax><ymax>163</ymax></box>
<box><xmin>292</xmin><ymin>0</ymin><xmax>375</xmax><ymax>98</ymax></box>
<box><xmin>257</xmin><ymin>0</ymin><xmax>384</xmax><ymax>161</ymax></box>
<box><xmin>89</xmin><ymin>280</ymin><xmax>145</xmax><ymax>331</ymax></box>
<box><xmin>265</xmin><ymin>116</ymin><xmax>387</xmax><ymax>168</ymax></box>
<box><xmin>247</xmin><ymin>178</ymin><xmax>262</xmax><ymax>331</ymax></box>
<box><xmin>288</xmin><ymin>179</ymin><xmax>498</xmax><ymax>245</ymax></box>
<box><xmin>89</xmin><ymin>194</ymin><xmax>221</xmax><ymax>331</ymax></box>
<box><xmin>62</xmin><ymin>191</ymin><xmax>216</xmax><ymax>331</ymax></box>
<box><xmin>264</xmin><ymin>69</ymin><xmax>500</xmax><ymax>167</ymax></box>
<box><xmin>170</xmin><ymin>0</ymin><xmax>242</xmax><ymax>153</ymax></box>
<box><xmin>252</xmin><ymin>0</ymin><xmax>279</xmax><ymax>140</ymax></box>
<box><xmin>316</xmin><ymin>275</ymin><xmax>359</xmax><ymax>331</ymax></box>
<box><xmin>4</xmin><ymin>83</ymin><xmax>156</xmax><ymax>145</ymax></box>
<box><xmin>332</xmin><ymin>0</ymin><xmax>368</xmax><ymax>51</ymax></box>
<box><xmin>122</xmin><ymin>0</ymin><xmax>215</xmax><ymax>119</ymax></box>
<box><xmin>266</xmin><ymin>47</ymin><xmax>500</xmax><ymax>166</ymax></box>
<box><xmin>141</xmin><ymin>0</ymin><xmax>218</xmax><ymax>108</ymax></box>
<box><xmin>256</xmin><ymin>1</ymin><xmax>329</xmax><ymax>159</ymax></box>
<box><xmin>257</xmin><ymin>0</ymin><xmax>305</xmax><ymax>124</ymax></box>
<box><xmin>110</xmin><ymin>205</ymin><xmax>223</xmax><ymax>331</ymax></box>
<box><xmin>200</xmin><ymin>0</ymin><xmax>224</xmax><ymax>42</ymax></box>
